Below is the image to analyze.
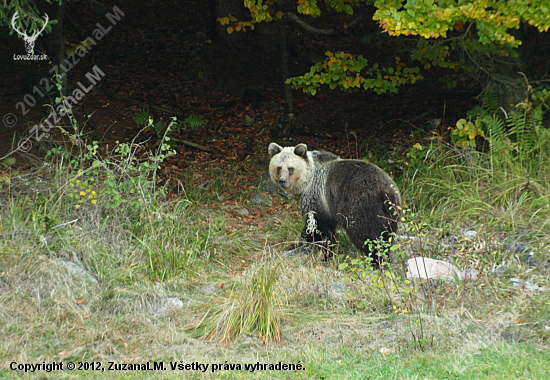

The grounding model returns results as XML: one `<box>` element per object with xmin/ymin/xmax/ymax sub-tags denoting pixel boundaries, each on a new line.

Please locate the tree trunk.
<box><xmin>278</xmin><ymin>24</ymin><xmax>294</xmax><ymax>112</ymax></box>
<box><xmin>276</xmin><ymin>0</ymin><xmax>294</xmax><ymax>135</ymax></box>
<box><xmin>210</xmin><ymin>0</ymin><xmax>244</xmax><ymax>44</ymax></box>
<box><xmin>51</xmin><ymin>0</ymin><xmax>67</xmax><ymax>96</ymax></box>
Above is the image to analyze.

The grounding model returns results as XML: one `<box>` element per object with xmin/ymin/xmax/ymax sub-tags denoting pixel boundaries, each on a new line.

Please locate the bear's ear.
<box><xmin>268</xmin><ymin>143</ymin><xmax>283</xmax><ymax>157</ymax></box>
<box><xmin>294</xmin><ymin>144</ymin><xmax>308</xmax><ymax>158</ymax></box>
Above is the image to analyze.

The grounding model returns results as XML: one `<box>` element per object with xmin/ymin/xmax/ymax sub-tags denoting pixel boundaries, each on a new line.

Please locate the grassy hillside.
<box><xmin>1</xmin><ymin>113</ymin><xmax>549</xmax><ymax>379</ymax></box>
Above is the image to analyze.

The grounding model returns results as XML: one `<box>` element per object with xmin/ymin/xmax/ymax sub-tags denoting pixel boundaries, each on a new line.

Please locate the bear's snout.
<box><xmin>278</xmin><ymin>178</ymin><xmax>288</xmax><ymax>188</ymax></box>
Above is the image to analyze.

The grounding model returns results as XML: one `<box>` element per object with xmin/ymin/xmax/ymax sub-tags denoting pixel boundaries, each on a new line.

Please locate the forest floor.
<box><xmin>0</xmin><ymin>0</ymin><xmax>481</xmax><ymax>168</ymax></box>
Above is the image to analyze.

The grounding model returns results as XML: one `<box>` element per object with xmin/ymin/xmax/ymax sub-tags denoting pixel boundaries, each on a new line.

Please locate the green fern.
<box><xmin>483</xmin><ymin>115</ymin><xmax>508</xmax><ymax>154</ymax></box>
<box><xmin>466</xmin><ymin>105</ymin><xmax>487</xmax><ymax>119</ymax></box>
<box><xmin>1</xmin><ymin>157</ymin><xmax>16</xmax><ymax>168</ymax></box>
<box><xmin>533</xmin><ymin>110</ymin><xmax>550</xmax><ymax>153</ymax></box>
<box><xmin>133</xmin><ymin>108</ymin><xmax>150</xmax><ymax>125</ymax></box>
<box><xmin>481</xmin><ymin>84</ymin><xmax>501</xmax><ymax>115</ymax></box>
<box><xmin>507</xmin><ymin>111</ymin><xmax>536</xmax><ymax>157</ymax></box>
<box><xmin>183</xmin><ymin>114</ymin><xmax>204</xmax><ymax>129</ymax></box>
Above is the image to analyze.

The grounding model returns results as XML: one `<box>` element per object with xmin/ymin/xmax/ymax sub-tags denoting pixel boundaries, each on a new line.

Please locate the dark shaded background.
<box><xmin>5</xmin><ymin>0</ymin><xmax>546</xmax><ymax>168</ymax></box>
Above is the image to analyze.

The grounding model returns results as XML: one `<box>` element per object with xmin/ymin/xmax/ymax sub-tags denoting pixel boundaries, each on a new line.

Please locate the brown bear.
<box><xmin>268</xmin><ymin>143</ymin><xmax>401</xmax><ymax>261</ymax></box>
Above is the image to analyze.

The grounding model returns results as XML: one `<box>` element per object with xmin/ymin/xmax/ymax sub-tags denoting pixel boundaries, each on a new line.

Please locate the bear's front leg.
<box><xmin>296</xmin><ymin>211</ymin><xmax>338</xmax><ymax>258</ymax></box>
<box><xmin>281</xmin><ymin>226</ymin><xmax>323</xmax><ymax>257</ymax></box>
<box><xmin>282</xmin><ymin>222</ymin><xmax>323</xmax><ymax>257</ymax></box>
<box><xmin>303</xmin><ymin>210</ymin><xmax>337</xmax><ymax>243</ymax></box>
<box><xmin>283</xmin><ymin>210</ymin><xmax>337</xmax><ymax>258</ymax></box>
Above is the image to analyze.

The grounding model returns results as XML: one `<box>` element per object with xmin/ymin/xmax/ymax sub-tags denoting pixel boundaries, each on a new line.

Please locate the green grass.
<box><xmin>400</xmin><ymin>112</ymin><xmax>550</xmax><ymax>244</ymax></box>
<box><xmin>292</xmin><ymin>342</ymin><xmax>550</xmax><ymax>380</ymax></box>
<box><xmin>3</xmin><ymin>341</ymin><xmax>546</xmax><ymax>379</ymax></box>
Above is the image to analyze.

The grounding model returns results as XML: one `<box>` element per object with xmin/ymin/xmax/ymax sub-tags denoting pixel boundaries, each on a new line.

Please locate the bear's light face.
<box><xmin>268</xmin><ymin>143</ymin><xmax>311</xmax><ymax>195</ymax></box>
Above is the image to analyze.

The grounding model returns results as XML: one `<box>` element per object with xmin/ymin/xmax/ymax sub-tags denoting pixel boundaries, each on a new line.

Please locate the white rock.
<box><xmin>464</xmin><ymin>230</ymin><xmax>477</xmax><ymax>239</ymax></box>
<box><xmin>406</xmin><ymin>257</ymin><xmax>477</xmax><ymax>281</ymax></box>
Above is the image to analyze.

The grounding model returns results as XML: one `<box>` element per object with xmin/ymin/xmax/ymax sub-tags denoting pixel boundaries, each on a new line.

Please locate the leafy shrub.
<box><xmin>404</xmin><ymin>84</ymin><xmax>550</xmax><ymax>235</ymax></box>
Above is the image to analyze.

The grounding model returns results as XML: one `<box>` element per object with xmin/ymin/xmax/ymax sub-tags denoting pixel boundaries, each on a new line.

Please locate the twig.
<box><xmin>52</xmin><ymin>218</ymin><xmax>79</xmax><ymax>229</ymax></box>
<box><xmin>170</xmin><ymin>137</ymin><xmax>213</xmax><ymax>153</ymax></box>
<box><xmin>102</xmin><ymin>90</ymin><xmax>185</xmax><ymax>117</ymax></box>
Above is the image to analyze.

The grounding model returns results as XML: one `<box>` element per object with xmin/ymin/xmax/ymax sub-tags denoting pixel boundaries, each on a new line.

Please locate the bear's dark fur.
<box><xmin>268</xmin><ymin>143</ymin><xmax>401</xmax><ymax>260</ymax></box>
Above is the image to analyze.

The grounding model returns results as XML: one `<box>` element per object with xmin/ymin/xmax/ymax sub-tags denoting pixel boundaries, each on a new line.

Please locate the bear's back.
<box><xmin>310</xmin><ymin>150</ymin><xmax>339</xmax><ymax>163</ymax></box>
<box><xmin>320</xmin><ymin>159</ymin><xmax>401</xmax><ymax>206</ymax></box>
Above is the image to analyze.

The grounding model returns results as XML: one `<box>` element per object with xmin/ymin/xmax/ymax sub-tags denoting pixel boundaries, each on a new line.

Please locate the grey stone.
<box><xmin>308</xmin><ymin>51</ymin><xmax>325</xmax><ymax>64</ymax></box>
<box><xmin>509</xmin><ymin>278</ymin><xmax>548</xmax><ymax>293</ymax></box>
<box><xmin>154</xmin><ymin>120</ymin><xmax>168</xmax><ymax>134</ymax></box>
<box><xmin>312</xmin><ymin>281</ymin><xmax>352</xmax><ymax>303</ymax></box>
<box><xmin>406</xmin><ymin>257</ymin><xmax>478</xmax><ymax>281</ymax></box>
<box><xmin>524</xmin><ymin>281</ymin><xmax>548</xmax><ymax>293</ymax></box>
<box><xmin>283</xmin><ymin>245</ymin><xmax>313</xmax><ymax>257</ymax></box>
<box><xmin>506</xmin><ymin>241</ymin><xmax>529</xmax><ymax>254</ymax></box>
<box><xmin>244</xmin><ymin>115</ymin><xmax>254</xmax><ymax>125</ymax></box>
<box><xmin>0</xmin><ymin>276</ymin><xmax>9</xmax><ymax>292</ymax></box>
<box><xmin>236</xmin><ymin>208</ymin><xmax>249</xmax><ymax>216</ymax></box>
<box><xmin>151</xmin><ymin>297</ymin><xmax>185</xmax><ymax>318</ymax></box>
<box><xmin>447</xmin><ymin>234</ymin><xmax>459</xmax><ymax>246</ymax></box>
<box><xmin>492</xmin><ymin>265</ymin><xmax>509</xmax><ymax>275</ymax></box>
<box><xmin>522</xmin><ymin>252</ymin><xmax>538</xmax><ymax>267</ymax></box>
<box><xmin>91</xmin><ymin>0</ymin><xmax>107</xmax><ymax>14</ymax></box>
<box><xmin>198</xmin><ymin>284</ymin><xmax>218</xmax><ymax>295</ymax></box>
<box><xmin>195</xmin><ymin>31</ymin><xmax>209</xmax><ymax>43</ymax></box>
<box><xmin>56</xmin><ymin>259</ymin><xmax>97</xmax><ymax>284</ymax></box>
<box><xmin>329</xmin><ymin>282</ymin><xmax>350</xmax><ymax>297</ymax></box>
<box><xmin>250</xmin><ymin>193</ymin><xmax>272</xmax><ymax>207</ymax></box>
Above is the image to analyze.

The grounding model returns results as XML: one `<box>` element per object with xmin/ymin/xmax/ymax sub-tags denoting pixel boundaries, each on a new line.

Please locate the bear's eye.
<box><xmin>289</xmin><ymin>167</ymin><xmax>294</xmax><ymax>175</ymax></box>
<box><xmin>277</xmin><ymin>166</ymin><xmax>282</xmax><ymax>174</ymax></box>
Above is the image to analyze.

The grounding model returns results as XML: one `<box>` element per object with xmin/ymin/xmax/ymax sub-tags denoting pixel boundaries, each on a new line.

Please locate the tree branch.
<box><xmin>284</xmin><ymin>12</ymin><xmax>362</xmax><ymax>35</ymax></box>
<box><xmin>285</xmin><ymin>12</ymin><xmax>334</xmax><ymax>35</ymax></box>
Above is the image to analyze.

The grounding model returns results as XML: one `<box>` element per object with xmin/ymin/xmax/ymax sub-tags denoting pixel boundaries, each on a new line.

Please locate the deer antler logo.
<box><xmin>11</xmin><ymin>11</ymin><xmax>49</xmax><ymax>54</ymax></box>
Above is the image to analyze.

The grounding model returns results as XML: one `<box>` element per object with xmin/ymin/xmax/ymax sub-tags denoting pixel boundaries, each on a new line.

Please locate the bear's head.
<box><xmin>268</xmin><ymin>143</ymin><xmax>312</xmax><ymax>195</ymax></box>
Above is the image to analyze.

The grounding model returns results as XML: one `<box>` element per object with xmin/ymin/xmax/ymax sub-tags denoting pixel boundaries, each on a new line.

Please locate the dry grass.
<box><xmin>1</xmin><ymin>143</ymin><xmax>549</xmax><ymax>379</ymax></box>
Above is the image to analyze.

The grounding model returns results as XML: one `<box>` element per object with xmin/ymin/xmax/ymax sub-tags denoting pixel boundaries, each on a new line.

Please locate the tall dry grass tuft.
<box><xmin>189</xmin><ymin>257</ymin><xmax>286</xmax><ymax>343</ymax></box>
